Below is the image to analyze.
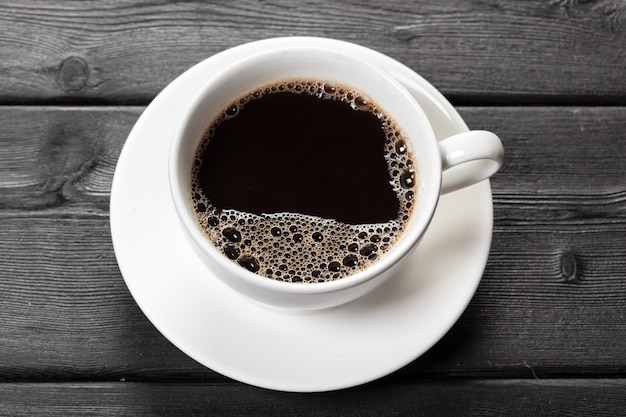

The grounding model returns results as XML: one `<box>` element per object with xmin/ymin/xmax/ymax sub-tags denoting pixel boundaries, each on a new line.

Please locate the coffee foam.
<box><xmin>191</xmin><ymin>79</ymin><xmax>417</xmax><ymax>283</ymax></box>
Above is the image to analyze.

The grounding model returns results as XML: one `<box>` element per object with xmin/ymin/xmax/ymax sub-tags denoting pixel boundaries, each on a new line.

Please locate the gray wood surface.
<box><xmin>1</xmin><ymin>380</ymin><xmax>625</xmax><ymax>416</ymax></box>
<box><xmin>1</xmin><ymin>0</ymin><xmax>625</xmax><ymax>414</ymax></box>
<box><xmin>1</xmin><ymin>1</ymin><xmax>624</xmax><ymax>104</ymax></box>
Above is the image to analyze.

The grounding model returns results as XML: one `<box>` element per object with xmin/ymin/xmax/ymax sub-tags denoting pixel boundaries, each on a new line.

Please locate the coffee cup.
<box><xmin>169</xmin><ymin>45</ymin><xmax>504</xmax><ymax>310</ymax></box>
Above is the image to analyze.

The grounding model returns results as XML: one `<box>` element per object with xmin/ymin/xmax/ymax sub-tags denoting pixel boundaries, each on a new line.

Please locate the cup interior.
<box><xmin>169</xmin><ymin>46</ymin><xmax>442</xmax><ymax>295</ymax></box>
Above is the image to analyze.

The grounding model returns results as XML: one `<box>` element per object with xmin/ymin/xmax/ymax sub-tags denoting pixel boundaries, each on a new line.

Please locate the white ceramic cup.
<box><xmin>169</xmin><ymin>45</ymin><xmax>504</xmax><ymax>310</ymax></box>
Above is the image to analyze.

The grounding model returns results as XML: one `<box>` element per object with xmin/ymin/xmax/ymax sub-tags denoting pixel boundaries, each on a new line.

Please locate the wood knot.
<box><xmin>392</xmin><ymin>24</ymin><xmax>420</xmax><ymax>42</ymax></box>
<box><xmin>560</xmin><ymin>252</ymin><xmax>580</xmax><ymax>283</ymax></box>
<box><xmin>58</xmin><ymin>56</ymin><xmax>89</xmax><ymax>92</ymax></box>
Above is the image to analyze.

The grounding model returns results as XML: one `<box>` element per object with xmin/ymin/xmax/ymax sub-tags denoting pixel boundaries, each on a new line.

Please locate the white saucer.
<box><xmin>110</xmin><ymin>37</ymin><xmax>493</xmax><ymax>392</ymax></box>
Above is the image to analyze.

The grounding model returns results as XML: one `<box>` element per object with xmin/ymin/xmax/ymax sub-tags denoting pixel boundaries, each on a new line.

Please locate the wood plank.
<box><xmin>0</xmin><ymin>106</ymin><xmax>625</xmax><ymax>381</ymax></box>
<box><xmin>0</xmin><ymin>380</ymin><xmax>625</xmax><ymax>416</ymax></box>
<box><xmin>0</xmin><ymin>106</ymin><xmax>139</xmax><ymax>212</ymax></box>
<box><xmin>1</xmin><ymin>1</ymin><xmax>625</xmax><ymax>104</ymax></box>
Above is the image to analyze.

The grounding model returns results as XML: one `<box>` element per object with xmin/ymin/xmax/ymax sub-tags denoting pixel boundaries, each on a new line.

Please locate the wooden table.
<box><xmin>1</xmin><ymin>1</ymin><xmax>625</xmax><ymax>414</ymax></box>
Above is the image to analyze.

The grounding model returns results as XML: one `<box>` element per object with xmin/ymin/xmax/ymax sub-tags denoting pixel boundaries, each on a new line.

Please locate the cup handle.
<box><xmin>438</xmin><ymin>130</ymin><xmax>504</xmax><ymax>194</ymax></box>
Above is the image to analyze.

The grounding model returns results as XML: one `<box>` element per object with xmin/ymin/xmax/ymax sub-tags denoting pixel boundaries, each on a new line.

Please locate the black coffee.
<box><xmin>191</xmin><ymin>79</ymin><xmax>416</xmax><ymax>283</ymax></box>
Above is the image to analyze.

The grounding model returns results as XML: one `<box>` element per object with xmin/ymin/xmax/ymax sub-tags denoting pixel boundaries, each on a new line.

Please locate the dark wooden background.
<box><xmin>1</xmin><ymin>1</ymin><xmax>625</xmax><ymax>415</ymax></box>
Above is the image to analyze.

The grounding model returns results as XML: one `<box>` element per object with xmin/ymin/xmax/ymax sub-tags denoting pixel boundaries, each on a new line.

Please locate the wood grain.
<box><xmin>0</xmin><ymin>0</ymin><xmax>624</xmax><ymax>105</ymax></box>
<box><xmin>1</xmin><ymin>106</ymin><xmax>624</xmax><ymax>381</ymax></box>
<box><xmin>0</xmin><ymin>380</ymin><xmax>625</xmax><ymax>416</ymax></box>
<box><xmin>0</xmin><ymin>107</ymin><xmax>136</xmax><ymax>212</ymax></box>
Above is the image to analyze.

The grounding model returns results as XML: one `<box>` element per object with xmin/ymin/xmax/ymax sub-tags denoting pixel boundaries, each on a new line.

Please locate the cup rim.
<box><xmin>169</xmin><ymin>45</ymin><xmax>442</xmax><ymax>296</ymax></box>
